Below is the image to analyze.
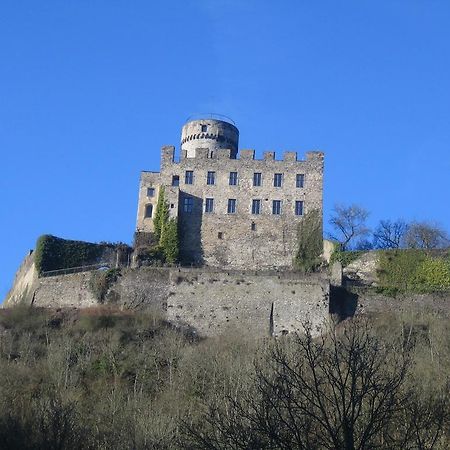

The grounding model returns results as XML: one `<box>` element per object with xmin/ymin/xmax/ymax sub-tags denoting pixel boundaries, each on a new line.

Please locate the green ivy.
<box><xmin>153</xmin><ymin>186</ymin><xmax>169</xmax><ymax>242</ymax></box>
<box><xmin>160</xmin><ymin>218</ymin><xmax>179</xmax><ymax>264</ymax></box>
<box><xmin>34</xmin><ymin>235</ymin><xmax>108</xmax><ymax>275</ymax></box>
<box><xmin>294</xmin><ymin>209</ymin><xmax>322</xmax><ymax>273</ymax></box>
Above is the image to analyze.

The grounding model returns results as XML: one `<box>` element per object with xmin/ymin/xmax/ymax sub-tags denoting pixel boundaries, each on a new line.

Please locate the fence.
<box><xmin>40</xmin><ymin>263</ymin><xmax>111</xmax><ymax>278</ymax></box>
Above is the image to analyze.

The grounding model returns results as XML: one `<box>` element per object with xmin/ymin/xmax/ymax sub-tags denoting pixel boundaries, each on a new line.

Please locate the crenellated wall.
<box><xmin>136</xmin><ymin>145</ymin><xmax>324</xmax><ymax>269</ymax></box>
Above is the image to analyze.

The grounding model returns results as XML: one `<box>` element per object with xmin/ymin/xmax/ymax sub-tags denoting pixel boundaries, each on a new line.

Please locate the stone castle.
<box><xmin>4</xmin><ymin>115</ymin><xmax>333</xmax><ymax>337</ymax></box>
<box><xmin>135</xmin><ymin>116</ymin><xmax>324</xmax><ymax>269</ymax></box>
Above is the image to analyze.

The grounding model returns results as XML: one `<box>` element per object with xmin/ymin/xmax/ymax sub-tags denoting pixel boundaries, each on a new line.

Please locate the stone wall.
<box><xmin>136</xmin><ymin>146</ymin><xmax>324</xmax><ymax>270</ymax></box>
<box><xmin>4</xmin><ymin>261</ymin><xmax>330</xmax><ymax>337</ymax></box>
<box><xmin>4</xmin><ymin>251</ymin><xmax>39</xmax><ymax>305</ymax></box>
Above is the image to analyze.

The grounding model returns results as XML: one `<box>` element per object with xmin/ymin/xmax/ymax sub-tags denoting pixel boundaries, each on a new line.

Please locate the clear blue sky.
<box><xmin>1</xmin><ymin>1</ymin><xmax>450</xmax><ymax>300</ymax></box>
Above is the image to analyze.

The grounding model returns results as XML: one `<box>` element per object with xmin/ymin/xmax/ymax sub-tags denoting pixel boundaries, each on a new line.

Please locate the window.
<box><xmin>253</xmin><ymin>172</ymin><xmax>262</xmax><ymax>187</ymax></box>
<box><xmin>205</xmin><ymin>198</ymin><xmax>214</xmax><ymax>213</ymax></box>
<box><xmin>201</xmin><ymin>124</ymin><xmax>207</xmax><ymax>132</ymax></box>
<box><xmin>295</xmin><ymin>200</ymin><xmax>304</xmax><ymax>216</ymax></box>
<box><xmin>147</xmin><ymin>187</ymin><xmax>155</xmax><ymax>197</ymax></box>
<box><xmin>185</xmin><ymin>170</ymin><xmax>194</xmax><ymax>184</ymax></box>
<box><xmin>272</xmin><ymin>200</ymin><xmax>282</xmax><ymax>215</ymax></box>
<box><xmin>296</xmin><ymin>174</ymin><xmax>305</xmax><ymax>188</ymax></box>
<box><xmin>172</xmin><ymin>175</ymin><xmax>179</xmax><ymax>186</ymax></box>
<box><xmin>144</xmin><ymin>204</ymin><xmax>153</xmax><ymax>218</ymax></box>
<box><xmin>183</xmin><ymin>196</ymin><xmax>193</xmax><ymax>213</ymax></box>
<box><xmin>252</xmin><ymin>199</ymin><xmax>261</xmax><ymax>215</ymax></box>
<box><xmin>218</xmin><ymin>232</ymin><xmax>223</xmax><ymax>239</ymax></box>
<box><xmin>229</xmin><ymin>171</ymin><xmax>238</xmax><ymax>185</ymax></box>
<box><xmin>251</xmin><ymin>222</ymin><xmax>256</xmax><ymax>231</ymax></box>
<box><xmin>274</xmin><ymin>173</ymin><xmax>283</xmax><ymax>187</ymax></box>
<box><xmin>207</xmin><ymin>171</ymin><xmax>216</xmax><ymax>185</ymax></box>
<box><xmin>227</xmin><ymin>199</ymin><xmax>236</xmax><ymax>214</ymax></box>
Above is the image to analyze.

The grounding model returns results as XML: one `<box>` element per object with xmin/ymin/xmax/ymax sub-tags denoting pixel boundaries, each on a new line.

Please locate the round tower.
<box><xmin>181</xmin><ymin>115</ymin><xmax>239</xmax><ymax>159</ymax></box>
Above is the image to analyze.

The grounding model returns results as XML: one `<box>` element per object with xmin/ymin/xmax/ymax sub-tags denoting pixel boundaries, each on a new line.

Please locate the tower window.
<box><xmin>295</xmin><ymin>201</ymin><xmax>304</xmax><ymax>216</ymax></box>
<box><xmin>207</xmin><ymin>171</ymin><xmax>216</xmax><ymax>185</ymax></box>
<box><xmin>218</xmin><ymin>232</ymin><xmax>223</xmax><ymax>239</ymax></box>
<box><xmin>274</xmin><ymin>173</ymin><xmax>283</xmax><ymax>187</ymax></box>
<box><xmin>251</xmin><ymin>222</ymin><xmax>256</xmax><ymax>231</ymax></box>
<box><xmin>205</xmin><ymin>198</ymin><xmax>214</xmax><ymax>213</ymax></box>
<box><xmin>147</xmin><ymin>187</ymin><xmax>155</xmax><ymax>197</ymax></box>
<box><xmin>201</xmin><ymin>124</ymin><xmax>207</xmax><ymax>132</ymax></box>
<box><xmin>183</xmin><ymin>196</ymin><xmax>193</xmax><ymax>213</ymax></box>
<box><xmin>227</xmin><ymin>199</ymin><xmax>236</xmax><ymax>214</ymax></box>
<box><xmin>185</xmin><ymin>170</ymin><xmax>194</xmax><ymax>184</ymax></box>
<box><xmin>229</xmin><ymin>171</ymin><xmax>238</xmax><ymax>185</ymax></box>
<box><xmin>296</xmin><ymin>174</ymin><xmax>305</xmax><ymax>188</ymax></box>
<box><xmin>252</xmin><ymin>199</ymin><xmax>261</xmax><ymax>215</ymax></box>
<box><xmin>172</xmin><ymin>175</ymin><xmax>180</xmax><ymax>186</ymax></box>
<box><xmin>253</xmin><ymin>172</ymin><xmax>262</xmax><ymax>187</ymax></box>
<box><xmin>272</xmin><ymin>200</ymin><xmax>282</xmax><ymax>215</ymax></box>
<box><xmin>144</xmin><ymin>204</ymin><xmax>153</xmax><ymax>218</ymax></box>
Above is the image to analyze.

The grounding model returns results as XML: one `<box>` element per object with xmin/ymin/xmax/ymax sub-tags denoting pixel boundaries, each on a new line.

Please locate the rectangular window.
<box><xmin>272</xmin><ymin>200</ymin><xmax>282</xmax><ymax>215</ymax></box>
<box><xmin>295</xmin><ymin>200</ymin><xmax>304</xmax><ymax>216</ymax></box>
<box><xmin>185</xmin><ymin>170</ymin><xmax>194</xmax><ymax>184</ymax></box>
<box><xmin>274</xmin><ymin>173</ymin><xmax>283</xmax><ymax>187</ymax></box>
<box><xmin>229</xmin><ymin>171</ymin><xmax>238</xmax><ymax>185</ymax></box>
<box><xmin>183</xmin><ymin>196</ymin><xmax>193</xmax><ymax>213</ymax></box>
<box><xmin>253</xmin><ymin>172</ymin><xmax>262</xmax><ymax>187</ymax></box>
<box><xmin>296</xmin><ymin>174</ymin><xmax>305</xmax><ymax>188</ymax></box>
<box><xmin>201</xmin><ymin>124</ymin><xmax>207</xmax><ymax>132</ymax></box>
<box><xmin>205</xmin><ymin>198</ymin><xmax>214</xmax><ymax>213</ymax></box>
<box><xmin>252</xmin><ymin>199</ymin><xmax>261</xmax><ymax>215</ymax></box>
<box><xmin>172</xmin><ymin>175</ymin><xmax>180</xmax><ymax>186</ymax></box>
<box><xmin>227</xmin><ymin>199</ymin><xmax>236</xmax><ymax>214</ymax></box>
<box><xmin>147</xmin><ymin>187</ymin><xmax>155</xmax><ymax>197</ymax></box>
<box><xmin>207</xmin><ymin>171</ymin><xmax>216</xmax><ymax>185</ymax></box>
<box><xmin>144</xmin><ymin>204</ymin><xmax>153</xmax><ymax>218</ymax></box>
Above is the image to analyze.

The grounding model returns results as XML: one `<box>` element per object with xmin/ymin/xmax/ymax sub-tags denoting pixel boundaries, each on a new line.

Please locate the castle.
<box><xmin>135</xmin><ymin>116</ymin><xmax>324</xmax><ymax>269</ymax></box>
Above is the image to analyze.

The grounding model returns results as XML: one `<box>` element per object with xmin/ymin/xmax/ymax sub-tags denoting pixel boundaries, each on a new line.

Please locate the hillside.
<box><xmin>0</xmin><ymin>305</ymin><xmax>448</xmax><ymax>449</ymax></box>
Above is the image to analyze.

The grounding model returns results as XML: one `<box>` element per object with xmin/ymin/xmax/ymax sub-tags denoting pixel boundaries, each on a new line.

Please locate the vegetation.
<box><xmin>329</xmin><ymin>204</ymin><xmax>370</xmax><ymax>251</ymax></box>
<box><xmin>377</xmin><ymin>249</ymin><xmax>450</xmax><ymax>293</ymax></box>
<box><xmin>0</xmin><ymin>306</ymin><xmax>448</xmax><ymax>449</ymax></box>
<box><xmin>294</xmin><ymin>209</ymin><xmax>322</xmax><ymax>272</ymax></box>
<box><xmin>153</xmin><ymin>186</ymin><xmax>169</xmax><ymax>242</ymax></box>
<box><xmin>141</xmin><ymin>186</ymin><xmax>180</xmax><ymax>265</ymax></box>
<box><xmin>89</xmin><ymin>268</ymin><xmax>122</xmax><ymax>302</ymax></box>
<box><xmin>34</xmin><ymin>235</ymin><xmax>108</xmax><ymax>274</ymax></box>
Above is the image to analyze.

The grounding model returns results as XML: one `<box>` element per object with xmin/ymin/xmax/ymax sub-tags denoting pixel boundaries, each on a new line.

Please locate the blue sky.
<box><xmin>1</xmin><ymin>1</ymin><xmax>449</xmax><ymax>300</ymax></box>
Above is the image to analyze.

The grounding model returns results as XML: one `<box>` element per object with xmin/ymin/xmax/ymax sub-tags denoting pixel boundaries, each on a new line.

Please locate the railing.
<box><xmin>185</xmin><ymin>113</ymin><xmax>236</xmax><ymax>126</ymax></box>
<box><xmin>40</xmin><ymin>263</ymin><xmax>111</xmax><ymax>278</ymax></box>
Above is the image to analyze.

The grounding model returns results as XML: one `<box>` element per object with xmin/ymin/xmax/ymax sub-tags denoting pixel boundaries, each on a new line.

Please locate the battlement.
<box><xmin>161</xmin><ymin>145</ymin><xmax>324</xmax><ymax>164</ymax></box>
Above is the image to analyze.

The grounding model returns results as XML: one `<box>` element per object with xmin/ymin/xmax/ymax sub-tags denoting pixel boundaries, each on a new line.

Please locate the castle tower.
<box><xmin>180</xmin><ymin>115</ymin><xmax>239</xmax><ymax>159</ymax></box>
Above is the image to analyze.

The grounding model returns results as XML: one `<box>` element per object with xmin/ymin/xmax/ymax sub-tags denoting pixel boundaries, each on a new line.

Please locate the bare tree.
<box><xmin>329</xmin><ymin>204</ymin><xmax>370</xmax><ymax>251</ymax></box>
<box><xmin>404</xmin><ymin>221</ymin><xmax>449</xmax><ymax>249</ymax></box>
<box><xmin>373</xmin><ymin>219</ymin><xmax>409</xmax><ymax>249</ymax></box>
<box><xmin>182</xmin><ymin>320</ymin><xmax>412</xmax><ymax>450</ymax></box>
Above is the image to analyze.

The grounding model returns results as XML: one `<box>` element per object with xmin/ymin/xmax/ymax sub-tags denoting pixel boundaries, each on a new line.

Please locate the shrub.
<box><xmin>330</xmin><ymin>246</ymin><xmax>364</xmax><ymax>268</ymax></box>
<box><xmin>88</xmin><ymin>268</ymin><xmax>121</xmax><ymax>302</ymax></box>
<box><xmin>153</xmin><ymin>186</ymin><xmax>169</xmax><ymax>242</ymax></box>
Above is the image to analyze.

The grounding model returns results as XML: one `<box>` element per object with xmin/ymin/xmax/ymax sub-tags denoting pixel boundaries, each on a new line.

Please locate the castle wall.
<box><xmin>5</xmin><ymin>264</ymin><xmax>330</xmax><ymax>337</ymax></box>
<box><xmin>165</xmin><ymin>269</ymin><xmax>330</xmax><ymax>337</ymax></box>
<box><xmin>137</xmin><ymin>147</ymin><xmax>324</xmax><ymax>269</ymax></box>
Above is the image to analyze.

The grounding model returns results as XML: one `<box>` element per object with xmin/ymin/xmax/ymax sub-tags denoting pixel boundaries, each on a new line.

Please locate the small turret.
<box><xmin>180</xmin><ymin>114</ymin><xmax>239</xmax><ymax>159</ymax></box>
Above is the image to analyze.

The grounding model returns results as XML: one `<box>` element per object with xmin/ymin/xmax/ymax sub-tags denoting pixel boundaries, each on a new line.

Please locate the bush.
<box><xmin>330</xmin><ymin>247</ymin><xmax>364</xmax><ymax>268</ymax></box>
<box><xmin>377</xmin><ymin>250</ymin><xmax>450</xmax><ymax>293</ymax></box>
<box><xmin>88</xmin><ymin>268</ymin><xmax>121</xmax><ymax>302</ymax></box>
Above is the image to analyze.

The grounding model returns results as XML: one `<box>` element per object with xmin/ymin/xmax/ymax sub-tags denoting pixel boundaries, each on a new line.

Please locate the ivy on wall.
<box><xmin>294</xmin><ymin>209</ymin><xmax>323</xmax><ymax>273</ymax></box>
<box><xmin>34</xmin><ymin>235</ymin><xmax>110</xmax><ymax>275</ymax></box>
<box><xmin>145</xmin><ymin>186</ymin><xmax>180</xmax><ymax>264</ymax></box>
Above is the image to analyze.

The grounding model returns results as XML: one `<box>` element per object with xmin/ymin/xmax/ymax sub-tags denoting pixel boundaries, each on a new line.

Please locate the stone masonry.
<box><xmin>136</xmin><ymin>117</ymin><xmax>324</xmax><ymax>269</ymax></box>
